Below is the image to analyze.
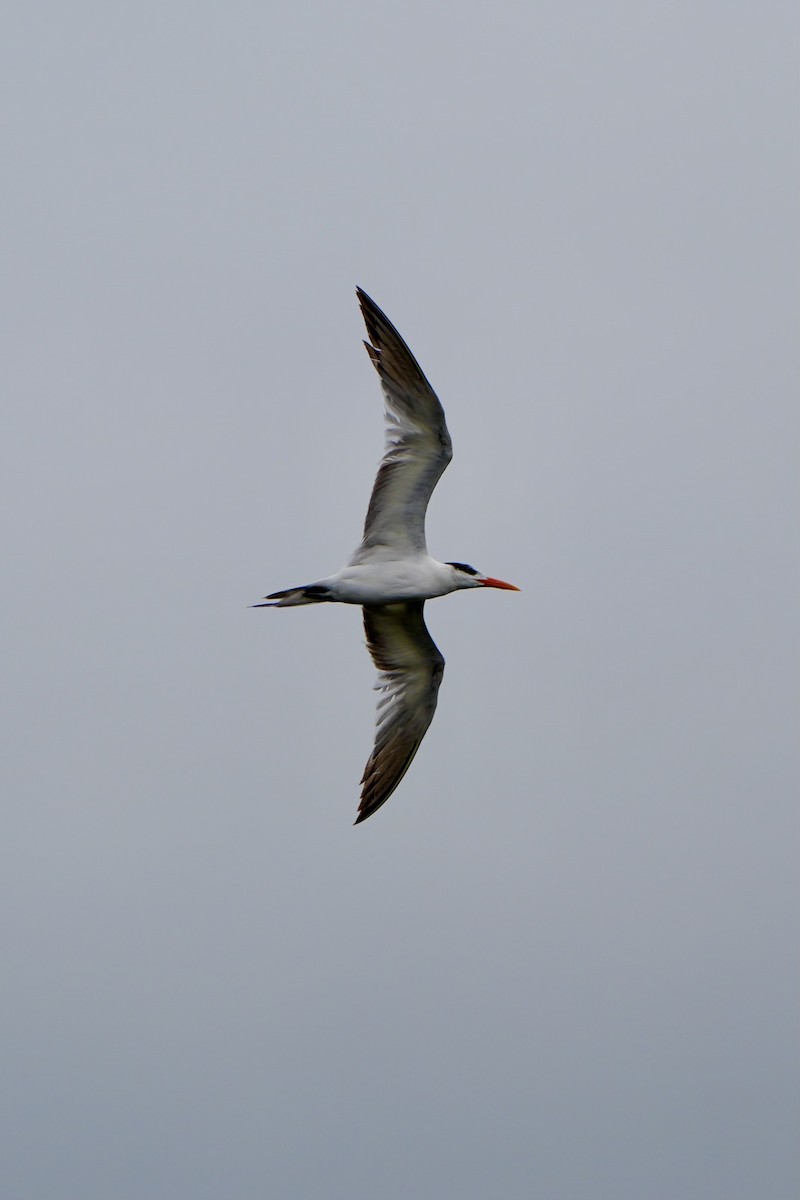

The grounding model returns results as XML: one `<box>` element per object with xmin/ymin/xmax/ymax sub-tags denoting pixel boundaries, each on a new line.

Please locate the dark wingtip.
<box><xmin>353</xmin><ymin>793</ymin><xmax>381</xmax><ymax>824</ymax></box>
<box><xmin>356</xmin><ymin>287</ymin><xmax>387</xmax><ymax>333</ymax></box>
<box><xmin>353</xmin><ymin>793</ymin><xmax>389</xmax><ymax>825</ymax></box>
<box><xmin>354</xmin><ymin>287</ymin><xmax>435</xmax><ymax>398</ymax></box>
<box><xmin>356</xmin><ymin>288</ymin><xmax>378</xmax><ymax>328</ymax></box>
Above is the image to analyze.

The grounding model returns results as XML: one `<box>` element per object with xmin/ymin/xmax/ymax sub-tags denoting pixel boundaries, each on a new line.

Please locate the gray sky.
<box><xmin>2</xmin><ymin>2</ymin><xmax>798</xmax><ymax>1197</ymax></box>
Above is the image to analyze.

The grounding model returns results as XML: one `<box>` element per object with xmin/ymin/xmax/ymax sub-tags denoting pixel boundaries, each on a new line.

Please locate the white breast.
<box><xmin>323</xmin><ymin>557</ymin><xmax>456</xmax><ymax>605</ymax></box>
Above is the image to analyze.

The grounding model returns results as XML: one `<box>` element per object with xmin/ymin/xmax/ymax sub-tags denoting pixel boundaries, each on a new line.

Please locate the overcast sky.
<box><xmin>2</xmin><ymin>2</ymin><xmax>798</xmax><ymax>1197</ymax></box>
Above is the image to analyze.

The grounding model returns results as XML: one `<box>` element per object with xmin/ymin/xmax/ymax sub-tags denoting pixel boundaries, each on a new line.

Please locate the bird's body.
<box><xmin>257</xmin><ymin>289</ymin><xmax>518</xmax><ymax>823</ymax></box>
<box><xmin>266</xmin><ymin>555</ymin><xmax>480</xmax><ymax>606</ymax></box>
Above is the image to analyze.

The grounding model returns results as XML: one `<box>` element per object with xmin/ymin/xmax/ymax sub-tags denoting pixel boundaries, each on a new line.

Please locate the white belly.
<box><xmin>324</xmin><ymin>557</ymin><xmax>454</xmax><ymax>604</ymax></box>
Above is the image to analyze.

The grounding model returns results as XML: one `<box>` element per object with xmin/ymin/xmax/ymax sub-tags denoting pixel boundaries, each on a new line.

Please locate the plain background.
<box><xmin>3</xmin><ymin>2</ymin><xmax>798</xmax><ymax>1197</ymax></box>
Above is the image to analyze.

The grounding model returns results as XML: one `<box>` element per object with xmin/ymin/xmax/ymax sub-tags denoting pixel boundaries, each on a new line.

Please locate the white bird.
<box><xmin>257</xmin><ymin>288</ymin><xmax>519</xmax><ymax>823</ymax></box>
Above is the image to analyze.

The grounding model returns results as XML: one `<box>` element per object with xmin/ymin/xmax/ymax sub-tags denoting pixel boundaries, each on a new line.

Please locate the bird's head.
<box><xmin>446</xmin><ymin>562</ymin><xmax>520</xmax><ymax>592</ymax></box>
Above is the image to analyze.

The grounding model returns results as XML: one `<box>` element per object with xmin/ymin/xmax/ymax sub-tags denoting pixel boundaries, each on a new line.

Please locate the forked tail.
<box><xmin>252</xmin><ymin>584</ymin><xmax>331</xmax><ymax>608</ymax></box>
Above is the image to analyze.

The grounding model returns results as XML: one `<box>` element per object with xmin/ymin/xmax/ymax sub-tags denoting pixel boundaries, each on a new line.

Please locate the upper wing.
<box><xmin>356</xmin><ymin>602</ymin><xmax>446</xmax><ymax>824</ymax></box>
<box><xmin>349</xmin><ymin>289</ymin><xmax>453</xmax><ymax>564</ymax></box>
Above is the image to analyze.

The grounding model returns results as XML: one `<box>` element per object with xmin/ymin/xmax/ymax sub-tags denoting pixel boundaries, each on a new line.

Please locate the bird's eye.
<box><xmin>446</xmin><ymin>561</ymin><xmax>478</xmax><ymax>576</ymax></box>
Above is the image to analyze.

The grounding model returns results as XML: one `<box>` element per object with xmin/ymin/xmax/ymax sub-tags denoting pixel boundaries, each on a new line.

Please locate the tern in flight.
<box><xmin>256</xmin><ymin>289</ymin><xmax>519</xmax><ymax>823</ymax></box>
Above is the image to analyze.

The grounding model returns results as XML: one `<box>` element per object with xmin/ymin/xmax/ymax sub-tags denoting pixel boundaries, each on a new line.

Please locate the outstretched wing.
<box><xmin>349</xmin><ymin>289</ymin><xmax>453</xmax><ymax>564</ymax></box>
<box><xmin>356</xmin><ymin>602</ymin><xmax>446</xmax><ymax>823</ymax></box>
